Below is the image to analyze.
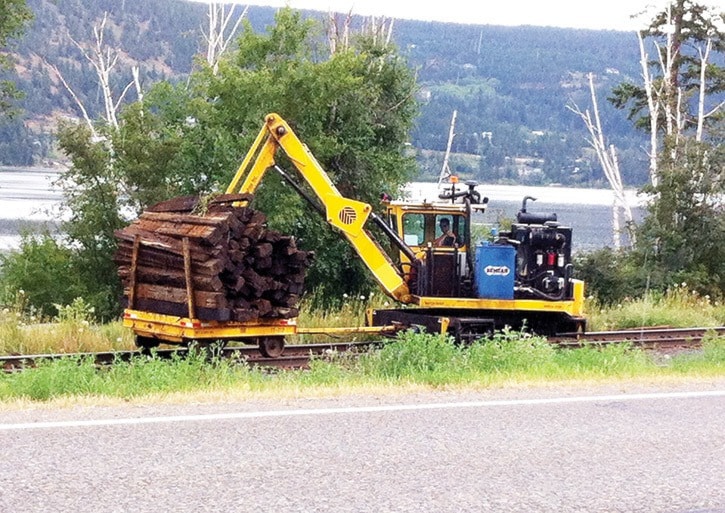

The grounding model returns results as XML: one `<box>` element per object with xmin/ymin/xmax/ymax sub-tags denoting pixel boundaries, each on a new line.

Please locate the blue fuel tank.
<box><xmin>475</xmin><ymin>243</ymin><xmax>515</xmax><ymax>299</ymax></box>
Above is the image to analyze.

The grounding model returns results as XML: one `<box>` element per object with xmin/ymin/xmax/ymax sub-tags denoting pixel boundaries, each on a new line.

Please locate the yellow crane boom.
<box><xmin>225</xmin><ymin>113</ymin><xmax>412</xmax><ymax>303</ymax></box>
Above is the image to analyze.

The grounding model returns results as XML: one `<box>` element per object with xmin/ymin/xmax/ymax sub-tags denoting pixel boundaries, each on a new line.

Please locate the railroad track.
<box><xmin>551</xmin><ymin>326</ymin><xmax>724</xmax><ymax>350</ymax></box>
<box><xmin>1</xmin><ymin>327</ymin><xmax>722</xmax><ymax>373</ymax></box>
<box><xmin>0</xmin><ymin>340</ymin><xmax>376</xmax><ymax>373</ymax></box>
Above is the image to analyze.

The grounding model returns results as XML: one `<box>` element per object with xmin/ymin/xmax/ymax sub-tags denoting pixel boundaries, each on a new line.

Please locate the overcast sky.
<box><xmin>202</xmin><ymin>0</ymin><xmax>725</xmax><ymax>31</ymax></box>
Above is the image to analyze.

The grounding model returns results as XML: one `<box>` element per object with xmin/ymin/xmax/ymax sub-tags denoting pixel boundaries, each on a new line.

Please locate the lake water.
<box><xmin>406</xmin><ymin>182</ymin><xmax>647</xmax><ymax>253</ymax></box>
<box><xmin>0</xmin><ymin>167</ymin><xmax>64</xmax><ymax>250</ymax></box>
<box><xmin>0</xmin><ymin>168</ymin><xmax>647</xmax><ymax>253</ymax></box>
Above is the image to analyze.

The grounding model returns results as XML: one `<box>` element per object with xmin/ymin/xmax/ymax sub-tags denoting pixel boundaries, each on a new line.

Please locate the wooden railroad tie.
<box><xmin>114</xmin><ymin>194</ymin><xmax>314</xmax><ymax>322</ymax></box>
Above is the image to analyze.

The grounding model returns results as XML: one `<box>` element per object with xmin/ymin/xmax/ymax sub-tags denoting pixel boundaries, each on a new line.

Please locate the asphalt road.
<box><xmin>1</xmin><ymin>380</ymin><xmax>723</xmax><ymax>513</ymax></box>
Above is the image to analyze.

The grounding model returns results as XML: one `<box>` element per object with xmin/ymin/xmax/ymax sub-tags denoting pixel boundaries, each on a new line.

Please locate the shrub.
<box><xmin>0</xmin><ymin>231</ymin><xmax>84</xmax><ymax>317</ymax></box>
<box><xmin>574</xmin><ymin>247</ymin><xmax>658</xmax><ymax>305</ymax></box>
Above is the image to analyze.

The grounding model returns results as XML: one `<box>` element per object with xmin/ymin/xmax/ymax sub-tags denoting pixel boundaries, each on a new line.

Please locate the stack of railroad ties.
<box><xmin>113</xmin><ymin>193</ymin><xmax>314</xmax><ymax>323</ymax></box>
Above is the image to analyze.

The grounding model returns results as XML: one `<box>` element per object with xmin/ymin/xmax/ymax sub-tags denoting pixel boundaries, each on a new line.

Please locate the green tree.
<box><xmin>54</xmin><ymin>122</ymin><xmax>128</xmax><ymax>319</ymax></box>
<box><xmin>20</xmin><ymin>8</ymin><xmax>417</xmax><ymax>318</ymax></box>
<box><xmin>632</xmin><ymin>136</ymin><xmax>724</xmax><ymax>297</ymax></box>
<box><xmin>595</xmin><ymin>0</ymin><xmax>725</xmax><ymax>299</ymax></box>
<box><xmin>0</xmin><ymin>0</ymin><xmax>32</xmax><ymax>116</ymax></box>
<box><xmin>193</xmin><ymin>11</ymin><xmax>418</xmax><ymax>302</ymax></box>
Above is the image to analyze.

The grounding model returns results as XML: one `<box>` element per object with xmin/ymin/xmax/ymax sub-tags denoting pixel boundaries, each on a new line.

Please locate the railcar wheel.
<box><xmin>259</xmin><ymin>337</ymin><xmax>285</xmax><ymax>358</ymax></box>
<box><xmin>451</xmin><ymin>320</ymin><xmax>495</xmax><ymax>345</ymax></box>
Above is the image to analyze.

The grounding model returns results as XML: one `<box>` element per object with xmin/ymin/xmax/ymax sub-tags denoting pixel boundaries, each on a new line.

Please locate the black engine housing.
<box><xmin>501</xmin><ymin>221</ymin><xmax>574</xmax><ymax>300</ymax></box>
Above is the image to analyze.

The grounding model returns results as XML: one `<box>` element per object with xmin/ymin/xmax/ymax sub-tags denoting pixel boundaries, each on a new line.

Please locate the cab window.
<box><xmin>402</xmin><ymin>213</ymin><xmax>425</xmax><ymax>246</ymax></box>
<box><xmin>434</xmin><ymin>215</ymin><xmax>466</xmax><ymax>245</ymax></box>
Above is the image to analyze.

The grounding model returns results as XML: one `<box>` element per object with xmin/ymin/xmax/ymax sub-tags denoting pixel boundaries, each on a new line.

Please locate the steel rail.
<box><xmin>0</xmin><ymin>341</ymin><xmax>377</xmax><ymax>373</ymax></box>
<box><xmin>1</xmin><ymin>327</ymin><xmax>722</xmax><ymax>373</ymax></box>
<box><xmin>551</xmin><ymin>326</ymin><xmax>724</xmax><ymax>349</ymax></box>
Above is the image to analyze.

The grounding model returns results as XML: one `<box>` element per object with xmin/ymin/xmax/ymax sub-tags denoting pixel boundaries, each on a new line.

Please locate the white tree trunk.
<box><xmin>696</xmin><ymin>39</ymin><xmax>710</xmax><ymax>142</ymax></box>
<box><xmin>66</xmin><ymin>12</ymin><xmax>138</xmax><ymax>130</ymax></box>
<box><xmin>612</xmin><ymin>200</ymin><xmax>621</xmax><ymax>250</ymax></box>
<box><xmin>326</xmin><ymin>11</ymin><xmax>393</xmax><ymax>54</ymax></box>
<box><xmin>662</xmin><ymin>6</ymin><xmax>676</xmax><ymax>138</ymax></box>
<box><xmin>45</xmin><ymin>61</ymin><xmax>97</xmax><ymax>138</ymax></box>
<box><xmin>326</xmin><ymin>10</ymin><xmax>352</xmax><ymax>54</ymax></box>
<box><xmin>568</xmin><ymin>73</ymin><xmax>636</xmax><ymax>247</ymax></box>
<box><xmin>695</xmin><ymin>38</ymin><xmax>725</xmax><ymax>142</ymax></box>
<box><xmin>638</xmin><ymin>31</ymin><xmax>660</xmax><ymax>188</ymax></box>
<box><xmin>131</xmin><ymin>65</ymin><xmax>143</xmax><ymax>103</ymax></box>
<box><xmin>203</xmin><ymin>2</ymin><xmax>247</xmax><ymax>75</ymax></box>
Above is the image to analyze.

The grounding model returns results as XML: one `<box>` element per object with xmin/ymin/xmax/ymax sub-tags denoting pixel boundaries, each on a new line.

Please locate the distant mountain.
<box><xmin>0</xmin><ymin>0</ymin><xmax>649</xmax><ymax>186</ymax></box>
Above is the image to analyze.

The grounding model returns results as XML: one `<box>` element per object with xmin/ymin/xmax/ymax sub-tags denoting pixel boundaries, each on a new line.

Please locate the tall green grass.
<box><xmin>4</xmin><ymin>330</ymin><xmax>721</xmax><ymax>403</ymax></box>
<box><xmin>0</xmin><ymin>297</ymin><xmax>134</xmax><ymax>355</ymax></box>
<box><xmin>1</xmin><ymin>286</ymin><xmax>722</xmax><ymax>356</ymax></box>
<box><xmin>587</xmin><ymin>284</ymin><xmax>725</xmax><ymax>331</ymax></box>
<box><xmin>667</xmin><ymin>331</ymin><xmax>725</xmax><ymax>374</ymax></box>
<box><xmin>354</xmin><ymin>329</ymin><xmax>666</xmax><ymax>385</ymax></box>
<box><xmin>0</xmin><ymin>350</ymin><xmax>264</xmax><ymax>401</ymax></box>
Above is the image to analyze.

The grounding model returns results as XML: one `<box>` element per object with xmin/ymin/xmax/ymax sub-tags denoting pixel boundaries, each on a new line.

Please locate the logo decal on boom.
<box><xmin>339</xmin><ymin>206</ymin><xmax>357</xmax><ymax>225</ymax></box>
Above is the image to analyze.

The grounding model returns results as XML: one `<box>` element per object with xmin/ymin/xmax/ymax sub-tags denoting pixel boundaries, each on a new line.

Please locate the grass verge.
<box><xmin>0</xmin><ymin>298</ymin><xmax>134</xmax><ymax>355</ymax></box>
<box><xmin>1</xmin><ymin>330</ymin><xmax>722</xmax><ymax>404</ymax></box>
<box><xmin>586</xmin><ymin>284</ymin><xmax>725</xmax><ymax>331</ymax></box>
<box><xmin>1</xmin><ymin>288</ymin><xmax>722</xmax><ymax>355</ymax></box>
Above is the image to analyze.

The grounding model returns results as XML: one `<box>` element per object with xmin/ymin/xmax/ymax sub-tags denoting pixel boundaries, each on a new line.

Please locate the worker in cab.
<box><xmin>434</xmin><ymin>217</ymin><xmax>456</xmax><ymax>246</ymax></box>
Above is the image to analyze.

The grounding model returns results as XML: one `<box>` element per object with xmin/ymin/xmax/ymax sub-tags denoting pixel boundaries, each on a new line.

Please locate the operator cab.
<box><xmin>383</xmin><ymin>178</ymin><xmax>488</xmax><ymax>298</ymax></box>
<box><xmin>400</xmin><ymin>212</ymin><xmax>467</xmax><ymax>248</ymax></box>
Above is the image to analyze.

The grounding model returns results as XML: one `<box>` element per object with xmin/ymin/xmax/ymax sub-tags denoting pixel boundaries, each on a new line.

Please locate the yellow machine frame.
<box><xmin>383</xmin><ymin>200</ymin><xmax>585</xmax><ymax>318</ymax></box>
<box><xmin>125</xmin><ymin>113</ymin><xmax>585</xmax><ymax>349</ymax></box>
<box><xmin>226</xmin><ymin>113</ymin><xmax>584</xmax><ymax>320</ymax></box>
<box><xmin>124</xmin><ymin>309</ymin><xmax>298</xmax><ymax>343</ymax></box>
<box><xmin>123</xmin><ymin>309</ymin><xmax>393</xmax><ymax>342</ymax></box>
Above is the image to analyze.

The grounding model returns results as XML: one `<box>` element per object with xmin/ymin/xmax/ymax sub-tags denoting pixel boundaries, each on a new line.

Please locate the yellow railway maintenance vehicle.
<box><xmin>124</xmin><ymin>113</ymin><xmax>585</xmax><ymax>354</ymax></box>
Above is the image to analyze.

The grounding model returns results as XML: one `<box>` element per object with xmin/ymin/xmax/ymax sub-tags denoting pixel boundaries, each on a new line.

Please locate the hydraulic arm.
<box><xmin>226</xmin><ymin>113</ymin><xmax>412</xmax><ymax>303</ymax></box>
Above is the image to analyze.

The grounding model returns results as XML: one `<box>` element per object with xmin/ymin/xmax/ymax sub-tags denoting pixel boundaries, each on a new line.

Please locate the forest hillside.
<box><xmin>0</xmin><ymin>0</ymin><xmax>648</xmax><ymax>186</ymax></box>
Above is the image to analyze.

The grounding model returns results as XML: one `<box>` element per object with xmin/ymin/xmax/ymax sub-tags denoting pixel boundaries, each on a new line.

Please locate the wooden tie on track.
<box><xmin>2</xmin><ymin>327</ymin><xmax>721</xmax><ymax>374</ymax></box>
<box><xmin>114</xmin><ymin>194</ymin><xmax>314</xmax><ymax>323</ymax></box>
<box><xmin>551</xmin><ymin>326</ymin><xmax>724</xmax><ymax>349</ymax></box>
<box><xmin>0</xmin><ymin>341</ymin><xmax>378</xmax><ymax>373</ymax></box>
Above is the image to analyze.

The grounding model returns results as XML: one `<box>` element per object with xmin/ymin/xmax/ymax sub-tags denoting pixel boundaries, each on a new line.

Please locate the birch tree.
<box><xmin>637</xmin><ymin>30</ymin><xmax>663</xmax><ymax>186</ymax></box>
<box><xmin>608</xmin><ymin>0</ymin><xmax>725</xmax><ymax>296</ymax></box>
<box><xmin>569</xmin><ymin>74</ymin><xmax>636</xmax><ymax>248</ymax></box>
<box><xmin>438</xmin><ymin>110</ymin><xmax>457</xmax><ymax>186</ymax></box>
<box><xmin>202</xmin><ymin>2</ymin><xmax>247</xmax><ymax>74</ymax></box>
<box><xmin>46</xmin><ymin>12</ymin><xmax>141</xmax><ymax>134</ymax></box>
<box><xmin>325</xmin><ymin>10</ymin><xmax>352</xmax><ymax>54</ymax></box>
<box><xmin>611</xmin><ymin>0</ymin><xmax>725</xmax><ymax>160</ymax></box>
<box><xmin>325</xmin><ymin>11</ymin><xmax>395</xmax><ymax>54</ymax></box>
<box><xmin>41</xmin><ymin>13</ymin><xmax>148</xmax><ymax>319</ymax></box>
